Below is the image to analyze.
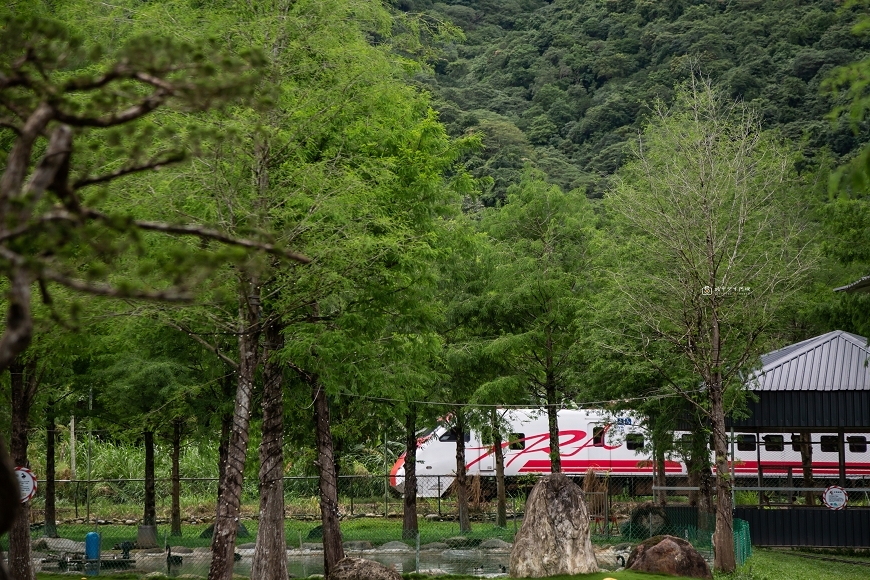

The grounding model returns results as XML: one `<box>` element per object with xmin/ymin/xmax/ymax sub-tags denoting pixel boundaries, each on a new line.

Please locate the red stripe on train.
<box><xmin>518</xmin><ymin>459</ymin><xmax>683</xmax><ymax>473</ymax></box>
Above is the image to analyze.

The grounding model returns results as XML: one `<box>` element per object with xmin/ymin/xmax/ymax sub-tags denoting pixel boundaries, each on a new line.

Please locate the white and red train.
<box><xmin>389</xmin><ymin>409</ymin><xmax>870</xmax><ymax>497</ymax></box>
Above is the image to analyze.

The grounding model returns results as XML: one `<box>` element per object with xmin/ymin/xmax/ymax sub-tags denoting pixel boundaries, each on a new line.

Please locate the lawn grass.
<box><xmin>722</xmin><ymin>548</ymin><xmax>870</xmax><ymax>580</ymax></box>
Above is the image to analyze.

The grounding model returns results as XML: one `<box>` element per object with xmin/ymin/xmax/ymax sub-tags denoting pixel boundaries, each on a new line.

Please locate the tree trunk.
<box><xmin>402</xmin><ymin>404</ymin><xmax>419</xmax><ymax>540</ymax></box>
<box><xmin>455</xmin><ymin>413</ymin><xmax>471</xmax><ymax>534</ymax></box>
<box><xmin>799</xmin><ymin>431</ymin><xmax>814</xmax><ymax>505</ymax></box>
<box><xmin>252</xmin><ymin>319</ymin><xmax>287</xmax><ymax>580</ymax></box>
<box><xmin>170</xmin><ymin>420</ymin><xmax>182</xmax><ymax>536</ymax></box>
<box><xmin>545</xmin><ymin>326</ymin><xmax>561</xmax><ymax>474</ymax></box>
<box><xmin>9</xmin><ymin>358</ymin><xmax>38</xmax><ymax>580</ymax></box>
<box><xmin>143</xmin><ymin>430</ymin><xmax>156</xmax><ymax>526</ymax></box>
<box><xmin>685</xmin><ymin>427</ymin><xmax>714</xmax><ymax>513</ymax></box>
<box><xmin>216</xmin><ymin>372</ymin><xmax>234</xmax><ymax>500</ymax></box>
<box><xmin>208</xmin><ymin>280</ymin><xmax>261</xmax><ymax>580</ymax></box>
<box><xmin>44</xmin><ymin>399</ymin><xmax>58</xmax><ymax>538</ymax></box>
<box><xmin>312</xmin><ymin>376</ymin><xmax>344</xmax><ymax>577</ymax></box>
<box><xmin>491</xmin><ymin>409</ymin><xmax>507</xmax><ymax>528</ymax></box>
<box><xmin>655</xmin><ymin>445</ymin><xmax>667</xmax><ymax>507</ymax></box>
<box><xmin>0</xmin><ymin>436</ymin><xmax>19</xmax><ymax>580</ymax></box>
<box><xmin>711</xmin><ymin>384</ymin><xmax>736</xmax><ymax>572</ymax></box>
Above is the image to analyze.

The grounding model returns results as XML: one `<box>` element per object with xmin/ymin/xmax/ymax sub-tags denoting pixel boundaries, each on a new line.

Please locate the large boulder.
<box><xmin>509</xmin><ymin>473</ymin><xmax>598</xmax><ymax>577</ymax></box>
<box><xmin>329</xmin><ymin>557</ymin><xmax>402</xmax><ymax>580</ymax></box>
<box><xmin>626</xmin><ymin>535</ymin><xmax>712</xmax><ymax>579</ymax></box>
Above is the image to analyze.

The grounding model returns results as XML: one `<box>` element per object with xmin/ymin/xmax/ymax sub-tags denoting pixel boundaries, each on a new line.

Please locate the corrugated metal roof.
<box><xmin>834</xmin><ymin>275</ymin><xmax>870</xmax><ymax>293</ymax></box>
<box><xmin>748</xmin><ymin>330</ymin><xmax>870</xmax><ymax>391</ymax></box>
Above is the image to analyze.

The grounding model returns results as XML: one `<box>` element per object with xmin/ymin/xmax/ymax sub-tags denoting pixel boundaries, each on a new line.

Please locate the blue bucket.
<box><xmin>85</xmin><ymin>531</ymin><xmax>100</xmax><ymax>576</ymax></box>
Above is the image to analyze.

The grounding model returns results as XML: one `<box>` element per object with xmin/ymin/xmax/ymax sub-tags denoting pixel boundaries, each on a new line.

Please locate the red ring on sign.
<box><xmin>15</xmin><ymin>466</ymin><xmax>37</xmax><ymax>503</ymax></box>
<box><xmin>822</xmin><ymin>485</ymin><xmax>847</xmax><ymax>511</ymax></box>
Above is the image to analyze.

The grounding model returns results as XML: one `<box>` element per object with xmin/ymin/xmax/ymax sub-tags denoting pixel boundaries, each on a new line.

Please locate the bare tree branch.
<box><xmin>161</xmin><ymin>319</ymin><xmax>239</xmax><ymax>369</ymax></box>
<box><xmin>40</xmin><ymin>268</ymin><xmax>192</xmax><ymax>301</ymax></box>
<box><xmin>53</xmin><ymin>90</ymin><xmax>170</xmax><ymax>127</ymax></box>
<box><xmin>74</xmin><ymin>153</ymin><xmax>186</xmax><ymax>189</ymax></box>
<box><xmin>82</xmin><ymin>209</ymin><xmax>311</xmax><ymax>263</ymax></box>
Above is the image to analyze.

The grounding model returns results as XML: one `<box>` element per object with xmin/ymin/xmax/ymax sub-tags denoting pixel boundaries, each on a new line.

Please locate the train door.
<box><xmin>587</xmin><ymin>422</ymin><xmax>610</xmax><ymax>472</ymax></box>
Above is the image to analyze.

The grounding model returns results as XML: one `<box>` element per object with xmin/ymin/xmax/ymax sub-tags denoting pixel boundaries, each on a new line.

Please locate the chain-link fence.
<box><xmin>727</xmin><ymin>433</ymin><xmax>870</xmax><ymax>508</ymax></box>
<box><xmin>9</xmin><ymin>473</ymin><xmax>743</xmax><ymax>576</ymax></box>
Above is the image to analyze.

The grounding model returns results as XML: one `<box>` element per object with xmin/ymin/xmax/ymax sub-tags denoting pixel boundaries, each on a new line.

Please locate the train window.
<box><xmin>791</xmin><ymin>434</ymin><xmax>802</xmax><ymax>452</ymax></box>
<box><xmin>736</xmin><ymin>434</ymin><xmax>756</xmax><ymax>452</ymax></box>
<box><xmin>439</xmin><ymin>428</ymin><xmax>471</xmax><ymax>443</ymax></box>
<box><xmin>820</xmin><ymin>435</ymin><xmax>838</xmax><ymax>453</ymax></box>
<box><xmin>626</xmin><ymin>433</ymin><xmax>644</xmax><ymax>450</ymax></box>
<box><xmin>763</xmin><ymin>435</ymin><xmax>784</xmax><ymax>452</ymax></box>
<box><xmin>509</xmin><ymin>433</ymin><xmax>525</xmax><ymax>450</ymax></box>
<box><xmin>592</xmin><ymin>426</ymin><xmax>605</xmax><ymax>447</ymax></box>
<box><xmin>848</xmin><ymin>436</ymin><xmax>867</xmax><ymax>453</ymax></box>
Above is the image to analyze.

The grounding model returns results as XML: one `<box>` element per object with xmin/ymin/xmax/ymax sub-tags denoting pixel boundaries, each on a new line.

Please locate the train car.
<box><xmin>728</xmin><ymin>431</ymin><xmax>870</xmax><ymax>478</ymax></box>
<box><xmin>390</xmin><ymin>409</ymin><xmax>870</xmax><ymax>497</ymax></box>
<box><xmin>390</xmin><ymin>408</ymin><xmax>680</xmax><ymax>497</ymax></box>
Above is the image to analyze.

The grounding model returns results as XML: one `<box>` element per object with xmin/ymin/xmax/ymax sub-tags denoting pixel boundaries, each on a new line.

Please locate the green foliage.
<box><xmin>408</xmin><ymin>0</ymin><xmax>870</xmax><ymax>202</ymax></box>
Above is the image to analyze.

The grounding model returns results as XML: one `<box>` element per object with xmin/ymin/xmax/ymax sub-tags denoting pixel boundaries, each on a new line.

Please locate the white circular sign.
<box><xmin>822</xmin><ymin>485</ymin><xmax>848</xmax><ymax>510</ymax></box>
<box><xmin>15</xmin><ymin>467</ymin><xmax>37</xmax><ymax>503</ymax></box>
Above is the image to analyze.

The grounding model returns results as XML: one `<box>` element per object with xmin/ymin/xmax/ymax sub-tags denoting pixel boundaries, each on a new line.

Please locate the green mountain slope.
<box><xmin>400</xmin><ymin>0</ymin><xmax>870</xmax><ymax>202</ymax></box>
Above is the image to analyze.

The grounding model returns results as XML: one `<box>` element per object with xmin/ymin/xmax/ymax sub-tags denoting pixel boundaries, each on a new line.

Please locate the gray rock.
<box><xmin>445</xmin><ymin>536</ymin><xmax>480</xmax><ymax>548</ymax></box>
<box><xmin>509</xmin><ymin>473</ymin><xmax>598</xmax><ymax>577</ymax></box>
<box><xmin>237</xmin><ymin>543</ymin><xmax>256</xmax><ymax>549</ymax></box>
<box><xmin>34</xmin><ymin>537</ymin><xmax>85</xmax><ymax>552</ymax></box>
<box><xmin>480</xmin><ymin>538</ymin><xmax>511</xmax><ymax>550</ymax></box>
<box><xmin>627</xmin><ymin>535</ymin><xmax>712</xmax><ymax>579</ymax></box>
<box><xmin>171</xmin><ymin>546</ymin><xmax>194</xmax><ymax>554</ymax></box>
<box><xmin>378</xmin><ymin>541</ymin><xmax>411</xmax><ymax>551</ymax></box>
<box><xmin>419</xmin><ymin>542</ymin><xmax>449</xmax><ymax>550</ymax></box>
<box><xmin>424</xmin><ymin>514</ymin><xmax>440</xmax><ymax>521</ymax></box>
<box><xmin>593</xmin><ymin>546</ymin><xmax>618</xmax><ymax>568</ymax></box>
<box><xmin>329</xmin><ymin>558</ymin><xmax>401</xmax><ymax>580</ymax></box>
<box><xmin>343</xmin><ymin>540</ymin><xmax>373</xmax><ymax>550</ymax></box>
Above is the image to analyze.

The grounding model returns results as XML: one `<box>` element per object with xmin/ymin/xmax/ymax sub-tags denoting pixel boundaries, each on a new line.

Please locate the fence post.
<box><xmin>757</xmin><ymin>433</ymin><xmax>763</xmax><ymax>507</ymax></box>
<box><xmin>437</xmin><ymin>476</ymin><xmax>441</xmax><ymax>517</ymax></box>
<box><xmin>415</xmin><ymin>532</ymin><xmax>420</xmax><ymax>572</ymax></box>
<box><xmin>350</xmin><ymin>477</ymin><xmax>354</xmax><ymax>517</ymax></box>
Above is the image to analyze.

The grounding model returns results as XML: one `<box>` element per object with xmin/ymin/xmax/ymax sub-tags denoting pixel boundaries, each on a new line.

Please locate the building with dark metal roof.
<box><xmin>729</xmin><ymin>330</ymin><xmax>870</xmax><ymax>549</ymax></box>
<box><xmin>834</xmin><ymin>275</ymin><xmax>870</xmax><ymax>294</ymax></box>
<box><xmin>729</xmin><ymin>330</ymin><xmax>870</xmax><ymax>430</ymax></box>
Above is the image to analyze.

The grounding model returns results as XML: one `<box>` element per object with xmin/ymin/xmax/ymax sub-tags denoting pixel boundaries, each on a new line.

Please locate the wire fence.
<box><xmin>1</xmin><ymin>473</ymin><xmax>760</xmax><ymax>576</ymax></box>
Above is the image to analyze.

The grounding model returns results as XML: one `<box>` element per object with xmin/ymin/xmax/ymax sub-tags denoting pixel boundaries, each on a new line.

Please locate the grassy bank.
<box><xmin>724</xmin><ymin>548</ymin><xmax>870</xmax><ymax>580</ymax></box>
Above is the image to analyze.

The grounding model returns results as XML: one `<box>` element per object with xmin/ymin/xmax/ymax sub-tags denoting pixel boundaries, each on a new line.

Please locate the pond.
<box><xmin>99</xmin><ymin>547</ymin><xmax>511</xmax><ymax>578</ymax></box>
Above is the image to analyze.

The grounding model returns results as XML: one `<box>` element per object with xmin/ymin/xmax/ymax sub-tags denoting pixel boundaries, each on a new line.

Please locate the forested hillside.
<box><xmin>3</xmin><ymin>1</ymin><xmax>870</xmax><ymax>577</ymax></box>
<box><xmin>399</xmin><ymin>0</ymin><xmax>870</xmax><ymax>201</ymax></box>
